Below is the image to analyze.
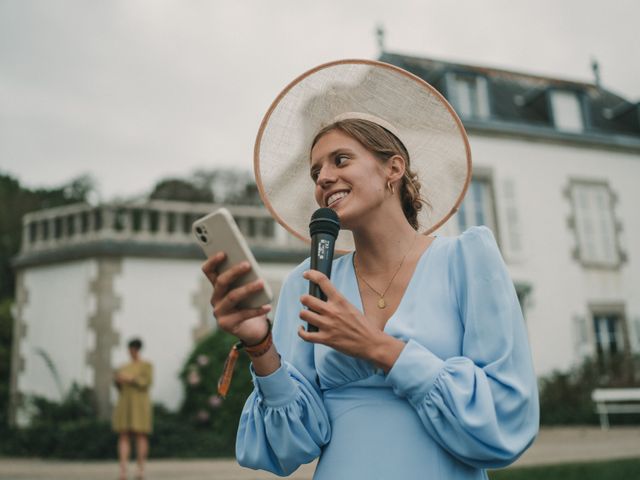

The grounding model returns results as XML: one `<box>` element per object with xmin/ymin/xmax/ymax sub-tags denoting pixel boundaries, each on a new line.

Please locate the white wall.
<box><xmin>19</xmin><ymin>260</ymin><xmax>95</xmax><ymax>402</ymax></box>
<box><xmin>111</xmin><ymin>258</ymin><xmax>299</xmax><ymax>410</ymax></box>
<box><xmin>467</xmin><ymin>134</ymin><xmax>640</xmax><ymax>375</ymax></box>
<box><xmin>112</xmin><ymin>258</ymin><xmax>204</xmax><ymax>410</ymax></box>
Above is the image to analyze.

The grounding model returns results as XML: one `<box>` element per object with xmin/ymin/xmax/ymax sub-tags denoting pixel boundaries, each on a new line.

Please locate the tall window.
<box><xmin>261</xmin><ymin>218</ymin><xmax>275</xmax><ymax>238</ymax></box>
<box><xmin>569</xmin><ymin>181</ymin><xmax>620</xmax><ymax>268</ymax></box>
<box><xmin>457</xmin><ymin>177</ymin><xmax>497</xmax><ymax>234</ymax></box>
<box><xmin>550</xmin><ymin>90</ymin><xmax>584</xmax><ymax>132</ymax></box>
<box><xmin>592</xmin><ymin>312</ymin><xmax>628</xmax><ymax>372</ymax></box>
<box><xmin>515</xmin><ymin>283</ymin><xmax>531</xmax><ymax>320</ymax></box>
<box><xmin>450</xmin><ymin>74</ymin><xmax>490</xmax><ymax>120</ymax></box>
<box><xmin>593</xmin><ymin>313</ymin><xmax>623</xmax><ymax>357</ymax></box>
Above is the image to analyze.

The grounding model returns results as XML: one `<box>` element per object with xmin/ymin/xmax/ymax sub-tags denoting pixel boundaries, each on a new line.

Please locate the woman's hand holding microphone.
<box><xmin>201</xmin><ymin>253</ymin><xmax>404</xmax><ymax>376</ymax></box>
<box><xmin>299</xmin><ymin>270</ymin><xmax>405</xmax><ymax>373</ymax></box>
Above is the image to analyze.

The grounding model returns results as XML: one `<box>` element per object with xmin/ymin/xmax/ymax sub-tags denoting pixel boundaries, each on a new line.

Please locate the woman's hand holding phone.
<box><xmin>202</xmin><ymin>251</ymin><xmax>272</xmax><ymax>345</ymax></box>
<box><xmin>195</xmin><ymin>208</ymin><xmax>279</xmax><ymax>377</ymax></box>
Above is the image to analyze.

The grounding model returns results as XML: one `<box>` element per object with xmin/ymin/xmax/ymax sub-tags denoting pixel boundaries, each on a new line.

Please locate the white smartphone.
<box><xmin>193</xmin><ymin>208</ymin><xmax>273</xmax><ymax>309</ymax></box>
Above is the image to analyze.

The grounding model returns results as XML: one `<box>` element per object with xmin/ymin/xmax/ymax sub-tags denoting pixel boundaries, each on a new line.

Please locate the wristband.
<box><xmin>217</xmin><ymin>318</ymin><xmax>272</xmax><ymax>398</ymax></box>
<box><xmin>242</xmin><ymin>319</ymin><xmax>273</xmax><ymax>358</ymax></box>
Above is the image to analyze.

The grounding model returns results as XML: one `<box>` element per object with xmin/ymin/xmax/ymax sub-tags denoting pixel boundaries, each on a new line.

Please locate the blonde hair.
<box><xmin>311</xmin><ymin>119</ymin><xmax>429</xmax><ymax>230</ymax></box>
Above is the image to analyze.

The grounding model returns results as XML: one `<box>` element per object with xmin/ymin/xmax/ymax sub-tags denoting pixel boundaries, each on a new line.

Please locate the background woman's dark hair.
<box><xmin>128</xmin><ymin>338</ymin><xmax>143</xmax><ymax>350</ymax></box>
<box><xmin>311</xmin><ymin>119</ymin><xmax>429</xmax><ymax>230</ymax></box>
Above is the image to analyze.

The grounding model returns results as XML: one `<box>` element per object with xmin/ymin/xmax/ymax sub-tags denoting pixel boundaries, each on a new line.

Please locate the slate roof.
<box><xmin>380</xmin><ymin>52</ymin><xmax>640</xmax><ymax>151</ymax></box>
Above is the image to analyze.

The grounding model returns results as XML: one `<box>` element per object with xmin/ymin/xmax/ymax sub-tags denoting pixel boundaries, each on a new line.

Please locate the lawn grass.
<box><xmin>489</xmin><ymin>457</ymin><xmax>640</xmax><ymax>480</ymax></box>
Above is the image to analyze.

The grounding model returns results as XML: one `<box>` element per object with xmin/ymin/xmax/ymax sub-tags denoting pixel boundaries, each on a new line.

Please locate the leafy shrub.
<box><xmin>489</xmin><ymin>458</ymin><xmax>640</xmax><ymax>480</ymax></box>
<box><xmin>0</xmin><ymin>384</ymin><xmax>112</xmax><ymax>458</ymax></box>
<box><xmin>0</xmin><ymin>298</ymin><xmax>13</xmax><ymax>427</ymax></box>
<box><xmin>539</xmin><ymin>354</ymin><xmax>640</xmax><ymax>425</ymax></box>
<box><xmin>178</xmin><ymin>329</ymin><xmax>255</xmax><ymax>456</ymax></box>
<box><xmin>0</xmin><ymin>329</ymin><xmax>256</xmax><ymax>459</ymax></box>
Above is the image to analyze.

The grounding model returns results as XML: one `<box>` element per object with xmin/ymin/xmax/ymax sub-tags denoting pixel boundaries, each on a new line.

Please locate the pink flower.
<box><xmin>209</xmin><ymin>395</ymin><xmax>223</xmax><ymax>408</ymax></box>
<box><xmin>197</xmin><ymin>354</ymin><xmax>209</xmax><ymax>366</ymax></box>
<box><xmin>187</xmin><ymin>370</ymin><xmax>201</xmax><ymax>386</ymax></box>
<box><xmin>196</xmin><ymin>410</ymin><xmax>210</xmax><ymax>422</ymax></box>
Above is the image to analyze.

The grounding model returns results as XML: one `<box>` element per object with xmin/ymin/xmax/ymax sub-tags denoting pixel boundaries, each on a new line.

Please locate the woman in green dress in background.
<box><xmin>113</xmin><ymin>338</ymin><xmax>153</xmax><ymax>480</ymax></box>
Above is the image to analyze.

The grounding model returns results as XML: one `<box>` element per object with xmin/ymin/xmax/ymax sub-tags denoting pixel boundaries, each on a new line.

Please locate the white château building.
<box><xmin>9</xmin><ymin>53</ymin><xmax>640</xmax><ymax>424</ymax></box>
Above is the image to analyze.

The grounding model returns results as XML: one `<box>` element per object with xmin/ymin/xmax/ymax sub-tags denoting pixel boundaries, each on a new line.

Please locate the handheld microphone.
<box><xmin>307</xmin><ymin>208</ymin><xmax>340</xmax><ymax>332</ymax></box>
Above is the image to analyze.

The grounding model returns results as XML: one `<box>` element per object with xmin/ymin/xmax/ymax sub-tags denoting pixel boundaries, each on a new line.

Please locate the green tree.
<box><xmin>149</xmin><ymin>178</ymin><xmax>214</xmax><ymax>203</ymax></box>
<box><xmin>0</xmin><ymin>172</ymin><xmax>95</xmax><ymax>427</ymax></box>
<box><xmin>0</xmin><ymin>299</ymin><xmax>13</xmax><ymax>426</ymax></box>
<box><xmin>190</xmin><ymin>168</ymin><xmax>260</xmax><ymax>205</ymax></box>
<box><xmin>150</xmin><ymin>169</ymin><xmax>263</xmax><ymax>206</ymax></box>
<box><xmin>0</xmin><ymin>173</ymin><xmax>94</xmax><ymax>299</ymax></box>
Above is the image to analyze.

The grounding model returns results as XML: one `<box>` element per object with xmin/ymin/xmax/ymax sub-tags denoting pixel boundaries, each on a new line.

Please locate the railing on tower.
<box><xmin>20</xmin><ymin>200</ymin><xmax>302</xmax><ymax>254</ymax></box>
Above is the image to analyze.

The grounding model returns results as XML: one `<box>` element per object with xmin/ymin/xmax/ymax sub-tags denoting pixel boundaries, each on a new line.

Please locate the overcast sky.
<box><xmin>1</xmin><ymin>0</ymin><xmax>638</xmax><ymax>201</ymax></box>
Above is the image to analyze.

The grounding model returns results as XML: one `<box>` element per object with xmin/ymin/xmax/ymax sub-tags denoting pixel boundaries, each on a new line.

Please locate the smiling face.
<box><xmin>310</xmin><ymin>129</ymin><xmax>390</xmax><ymax>229</ymax></box>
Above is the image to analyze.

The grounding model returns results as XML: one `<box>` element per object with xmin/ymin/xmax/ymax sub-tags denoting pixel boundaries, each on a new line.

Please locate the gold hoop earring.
<box><xmin>387</xmin><ymin>181</ymin><xmax>395</xmax><ymax>195</ymax></box>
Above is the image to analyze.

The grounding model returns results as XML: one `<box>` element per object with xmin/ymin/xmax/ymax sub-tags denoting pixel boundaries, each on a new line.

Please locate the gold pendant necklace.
<box><xmin>353</xmin><ymin>234</ymin><xmax>418</xmax><ymax>309</ymax></box>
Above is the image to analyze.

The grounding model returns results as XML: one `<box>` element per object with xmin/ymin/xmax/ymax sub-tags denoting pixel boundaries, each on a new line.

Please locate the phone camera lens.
<box><xmin>195</xmin><ymin>226</ymin><xmax>203</xmax><ymax>234</ymax></box>
<box><xmin>199</xmin><ymin>234</ymin><xmax>208</xmax><ymax>243</ymax></box>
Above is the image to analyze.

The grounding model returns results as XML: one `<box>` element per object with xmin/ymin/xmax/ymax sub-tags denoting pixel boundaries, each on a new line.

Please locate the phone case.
<box><xmin>193</xmin><ymin>208</ymin><xmax>273</xmax><ymax>309</ymax></box>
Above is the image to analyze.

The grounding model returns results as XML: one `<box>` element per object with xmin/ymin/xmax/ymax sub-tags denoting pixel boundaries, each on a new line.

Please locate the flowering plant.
<box><xmin>179</xmin><ymin>330</ymin><xmax>253</xmax><ymax>433</ymax></box>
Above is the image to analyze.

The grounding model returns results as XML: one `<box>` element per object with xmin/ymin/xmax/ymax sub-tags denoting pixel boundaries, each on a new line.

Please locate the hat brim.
<box><xmin>254</xmin><ymin>59</ymin><xmax>472</xmax><ymax>252</ymax></box>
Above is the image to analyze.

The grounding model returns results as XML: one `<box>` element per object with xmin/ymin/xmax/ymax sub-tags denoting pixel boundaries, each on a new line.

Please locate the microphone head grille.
<box><xmin>309</xmin><ymin>208</ymin><xmax>340</xmax><ymax>237</ymax></box>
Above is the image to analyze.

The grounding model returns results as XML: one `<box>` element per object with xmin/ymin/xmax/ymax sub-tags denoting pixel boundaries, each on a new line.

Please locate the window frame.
<box><xmin>454</xmin><ymin>169</ymin><xmax>500</xmax><ymax>241</ymax></box>
<box><xmin>445</xmin><ymin>71</ymin><xmax>492</xmax><ymax>120</ymax></box>
<box><xmin>548</xmin><ymin>88</ymin><xmax>588</xmax><ymax>133</ymax></box>
<box><xmin>566</xmin><ymin>178</ymin><xmax>624</xmax><ymax>270</ymax></box>
<box><xmin>589</xmin><ymin>303</ymin><xmax>631</xmax><ymax>372</ymax></box>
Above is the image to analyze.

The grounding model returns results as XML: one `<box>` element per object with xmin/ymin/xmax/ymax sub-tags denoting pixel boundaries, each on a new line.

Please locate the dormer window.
<box><xmin>448</xmin><ymin>73</ymin><xmax>490</xmax><ymax>120</ymax></box>
<box><xmin>550</xmin><ymin>90</ymin><xmax>584</xmax><ymax>132</ymax></box>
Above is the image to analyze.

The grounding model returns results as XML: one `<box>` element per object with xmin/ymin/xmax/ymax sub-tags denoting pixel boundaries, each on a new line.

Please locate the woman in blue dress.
<box><xmin>202</xmin><ymin>60</ymin><xmax>539</xmax><ymax>479</ymax></box>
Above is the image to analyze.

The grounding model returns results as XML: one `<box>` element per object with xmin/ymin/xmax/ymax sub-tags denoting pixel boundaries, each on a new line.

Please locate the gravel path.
<box><xmin>1</xmin><ymin>426</ymin><xmax>639</xmax><ymax>479</ymax></box>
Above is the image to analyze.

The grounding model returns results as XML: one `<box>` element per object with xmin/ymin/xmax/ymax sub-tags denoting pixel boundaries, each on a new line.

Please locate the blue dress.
<box><xmin>236</xmin><ymin>226</ymin><xmax>539</xmax><ymax>479</ymax></box>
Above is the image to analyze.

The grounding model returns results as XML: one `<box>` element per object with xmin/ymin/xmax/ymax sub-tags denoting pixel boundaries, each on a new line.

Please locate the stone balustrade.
<box><xmin>20</xmin><ymin>200</ymin><xmax>299</xmax><ymax>254</ymax></box>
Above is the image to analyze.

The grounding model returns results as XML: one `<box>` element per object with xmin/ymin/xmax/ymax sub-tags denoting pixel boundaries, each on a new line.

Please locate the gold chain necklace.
<box><xmin>353</xmin><ymin>234</ymin><xmax>418</xmax><ymax>309</ymax></box>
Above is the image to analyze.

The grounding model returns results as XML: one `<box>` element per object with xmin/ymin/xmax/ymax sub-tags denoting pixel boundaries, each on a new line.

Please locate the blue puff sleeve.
<box><xmin>236</xmin><ymin>260</ymin><xmax>331</xmax><ymax>476</ymax></box>
<box><xmin>385</xmin><ymin>226</ymin><xmax>539</xmax><ymax>468</ymax></box>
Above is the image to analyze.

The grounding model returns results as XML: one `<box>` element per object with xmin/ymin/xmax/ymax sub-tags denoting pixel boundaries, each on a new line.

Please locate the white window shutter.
<box><xmin>632</xmin><ymin>316</ymin><xmax>640</xmax><ymax>351</ymax></box>
<box><xmin>500</xmin><ymin>178</ymin><xmax>524</xmax><ymax>262</ymax></box>
<box><xmin>455</xmin><ymin>77</ymin><xmax>473</xmax><ymax>118</ymax></box>
<box><xmin>594</xmin><ymin>187</ymin><xmax>617</xmax><ymax>265</ymax></box>
<box><xmin>570</xmin><ymin>182</ymin><xmax>619</xmax><ymax>267</ymax></box>
<box><xmin>572</xmin><ymin>184</ymin><xmax>598</xmax><ymax>263</ymax></box>
<box><xmin>475</xmin><ymin>76</ymin><xmax>491</xmax><ymax>119</ymax></box>
<box><xmin>572</xmin><ymin>314</ymin><xmax>591</xmax><ymax>359</ymax></box>
<box><xmin>574</xmin><ymin>185</ymin><xmax>593</xmax><ymax>261</ymax></box>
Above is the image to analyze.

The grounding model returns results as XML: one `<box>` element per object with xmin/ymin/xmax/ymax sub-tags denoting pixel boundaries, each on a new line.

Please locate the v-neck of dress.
<box><xmin>348</xmin><ymin>235</ymin><xmax>440</xmax><ymax>332</ymax></box>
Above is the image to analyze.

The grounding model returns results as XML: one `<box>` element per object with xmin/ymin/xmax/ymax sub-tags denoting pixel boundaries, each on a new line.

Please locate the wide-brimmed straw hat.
<box><xmin>254</xmin><ymin>59</ymin><xmax>472</xmax><ymax>252</ymax></box>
